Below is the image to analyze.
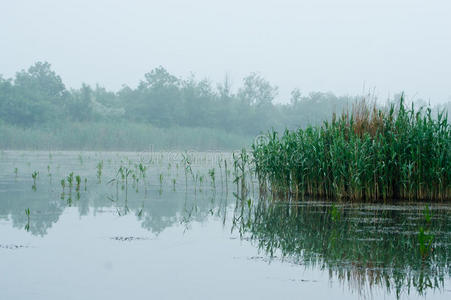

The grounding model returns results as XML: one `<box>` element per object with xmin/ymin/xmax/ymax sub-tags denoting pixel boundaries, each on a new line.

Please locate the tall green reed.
<box><xmin>252</xmin><ymin>97</ymin><xmax>450</xmax><ymax>201</ymax></box>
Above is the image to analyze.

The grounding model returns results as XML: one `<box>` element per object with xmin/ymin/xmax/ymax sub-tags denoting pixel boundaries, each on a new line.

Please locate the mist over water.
<box><xmin>1</xmin><ymin>0</ymin><xmax>451</xmax><ymax>104</ymax></box>
<box><xmin>1</xmin><ymin>151</ymin><xmax>450</xmax><ymax>299</ymax></box>
<box><xmin>1</xmin><ymin>2</ymin><xmax>450</xmax><ymax>299</ymax></box>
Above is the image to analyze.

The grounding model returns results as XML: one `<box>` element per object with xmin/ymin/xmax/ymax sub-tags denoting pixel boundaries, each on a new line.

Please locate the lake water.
<box><xmin>0</xmin><ymin>151</ymin><xmax>450</xmax><ymax>300</ymax></box>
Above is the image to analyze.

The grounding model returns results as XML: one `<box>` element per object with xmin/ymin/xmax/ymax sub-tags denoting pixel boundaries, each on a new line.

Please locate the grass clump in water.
<box><xmin>252</xmin><ymin>96</ymin><xmax>451</xmax><ymax>201</ymax></box>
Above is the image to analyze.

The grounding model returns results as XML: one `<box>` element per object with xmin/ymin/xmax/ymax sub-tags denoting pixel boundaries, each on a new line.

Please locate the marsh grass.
<box><xmin>252</xmin><ymin>97</ymin><xmax>450</xmax><ymax>201</ymax></box>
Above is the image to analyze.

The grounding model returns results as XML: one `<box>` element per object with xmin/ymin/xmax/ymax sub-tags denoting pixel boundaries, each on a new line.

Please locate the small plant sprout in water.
<box><xmin>47</xmin><ymin>165</ymin><xmax>52</xmax><ymax>183</ymax></box>
<box><xmin>199</xmin><ymin>174</ymin><xmax>204</xmax><ymax>192</ymax></box>
<box><xmin>182</xmin><ymin>153</ymin><xmax>193</xmax><ymax>190</ymax></box>
<box><xmin>60</xmin><ymin>179</ymin><xmax>66</xmax><ymax>192</ymax></box>
<box><xmin>208</xmin><ymin>168</ymin><xmax>216</xmax><ymax>188</ymax></box>
<box><xmin>137</xmin><ymin>205</ymin><xmax>144</xmax><ymax>218</ymax></box>
<box><xmin>172</xmin><ymin>178</ymin><xmax>176</xmax><ymax>191</ymax></box>
<box><xmin>75</xmin><ymin>175</ymin><xmax>81</xmax><ymax>192</ymax></box>
<box><xmin>159</xmin><ymin>173</ymin><xmax>164</xmax><ymax>195</ymax></box>
<box><xmin>138</xmin><ymin>163</ymin><xmax>147</xmax><ymax>179</ymax></box>
<box><xmin>67</xmin><ymin>172</ymin><xmax>74</xmax><ymax>192</ymax></box>
<box><xmin>138</xmin><ymin>163</ymin><xmax>148</xmax><ymax>193</ymax></box>
<box><xmin>97</xmin><ymin>161</ymin><xmax>104</xmax><ymax>183</ymax></box>
<box><xmin>24</xmin><ymin>208</ymin><xmax>30</xmax><ymax>232</ymax></box>
<box><xmin>114</xmin><ymin>166</ymin><xmax>132</xmax><ymax>200</ymax></box>
<box><xmin>14</xmin><ymin>168</ymin><xmax>18</xmax><ymax>180</ymax></box>
<box><xmin>84</xmin><ymin>178</ymin><xmax>87</xmax><ymax>191</ymax></box>
<box><xmin>218</xmin><ymin>159</ymin><xmax>224</xmax><ymax>190</ymax></box>
<box><xmin>159</xmin><ymin>173</ymin><xmax>164</xmax><ymax>187</ymax></box>
<box><xmin>31</xmin><ymin>171</ymin><xmax>39</xmax><ymax>191</ymax></box>
<box><xmin>131</xmin><ymin>172</ymin><xmax>139</xmax><ymax>192</ymax></box>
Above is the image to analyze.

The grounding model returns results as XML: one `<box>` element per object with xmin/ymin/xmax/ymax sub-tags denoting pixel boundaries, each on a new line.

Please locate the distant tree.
<box><xmin>124</xmin><ymin>66</ymin><xmax>182</xmax><ymax>126</ymax></box>
<box><xmin>238</xmin><ymin>73</ymin><xmax>278</xmax><ymax>106</ymax></box>
<box><xmin>14</xmin><ymin>61</ymin><xmax>66</xmax><ymax>99</ymax></box>
<box><xmin>66</xmin><ymin>84</ymin><xmax>93</xmax><ymax>121</ymax></box>
<box><xmin>1</xmin><ymin>62</ymin><xmax>67</xmax><ymax>126</ymax></box>
<box><xmin>217</xmin><ymin>75</ymin><xmax>233</xmax><ymax>102</ymax></box>
<box><xmin>181</xmin><ymin>76</ymin><xmax>216</xmax><ymax>127</ymax></box>
<box><xmin>140</xmin><ymin>66</ymin><xmax>179</xmax><ymax>89</ymax></box>
<box><xmin>92</xmin><ymin>84</ymin><xmax>119</xmax><ymax>108</ymax></box>
<box><xmin>0</xmin><ymin>76</ymin><xmax>15</xmax><ymax>124</ymax></box>
<box><xmin>0</xmin><ymin>61</ymin><xmax>397</xmax><ymax>141</ymax></box>
<box><xmin>290</xmin><ymin>88</ymin><xmax>302</xmax><ymax>106</ymax></box>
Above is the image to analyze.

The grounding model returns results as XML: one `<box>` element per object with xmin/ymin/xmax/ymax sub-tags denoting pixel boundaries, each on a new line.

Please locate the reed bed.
<box><xmin>251</xmin><ymin>97</ymin><xmax>451</xmax><ymax>201</ymax></box>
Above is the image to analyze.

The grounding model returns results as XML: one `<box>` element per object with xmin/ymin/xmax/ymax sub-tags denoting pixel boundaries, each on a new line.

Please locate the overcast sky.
<box><xmin>1</xmin><ymin>0</ymin><xmax>450</xmax><ymax>104</ymax></box>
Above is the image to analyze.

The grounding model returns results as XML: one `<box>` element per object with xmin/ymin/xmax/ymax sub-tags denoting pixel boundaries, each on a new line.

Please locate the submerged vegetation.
<box><xmin>252</xmin><ymin>98</ymin><xmax>451</xmax><ymax>201</ymax></box>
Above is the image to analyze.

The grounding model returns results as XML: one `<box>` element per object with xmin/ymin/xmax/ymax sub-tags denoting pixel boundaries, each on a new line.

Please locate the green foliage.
<box><xmin>67</xmin><ymin>84</ymin><xmax>93</xmax><ymax>121</ymax></box>
<box><xmin>0</xmin><ymin>62</ymin><xmax>66</xmax><ymax>126</ymax></box>
<box><xmin>252</xmin><ymin>97</ymin><xmax>451</xmax><ymax>201</ymax></box>
<box><xmin>0</xmin><ymin>61</ymin><xmax>360</xmax><ymax>146</ymax></box>
<box><xmin>1</xmin><ymin>62</ymin><xmax>449</xmax><ymax>151</ymax></box>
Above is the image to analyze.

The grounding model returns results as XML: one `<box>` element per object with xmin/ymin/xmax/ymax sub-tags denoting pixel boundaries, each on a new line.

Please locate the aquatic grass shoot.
<box><xmin>75</xmin><ymin>175</ymin><xmax>81</xmax><ymax>192</ymax></box>
<box><xmin>31</xmin><ymin>171</ymin><xmax>39</xmax><ymax>191</ymax></box>
<box><xmin>97</xmin><ymin>161</ymin><xmax>103</xmax><ymax>183</ymax></box>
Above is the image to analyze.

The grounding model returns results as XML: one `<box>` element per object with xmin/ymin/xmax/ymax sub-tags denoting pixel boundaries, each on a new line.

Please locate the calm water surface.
<box><xmin>0</xmin><ymin>151</ymin><xmax>450</xmax><ymax>299</ymax></box>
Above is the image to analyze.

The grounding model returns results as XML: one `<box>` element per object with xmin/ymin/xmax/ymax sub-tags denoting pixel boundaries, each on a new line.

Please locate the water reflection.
<box><xmin>0</xmin><ymin>151</ymin><xmax>450</xmax><ymax>299</ymax></box>
<box><xmin>233</xmin><ymin>199</ymin><xmax>451</xmax><ymax>298</ymax></box>
<box><xmin>0</xmin><ymin>151</ymin><xmax>233</xmax><ymax>236</ymax></box>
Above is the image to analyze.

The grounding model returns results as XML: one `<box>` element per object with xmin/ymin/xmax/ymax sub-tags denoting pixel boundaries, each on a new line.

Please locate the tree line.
<box><xmin>1</xmin><ymin>62</ymin><xmax>449</xmax><ymax>137</ymax></box>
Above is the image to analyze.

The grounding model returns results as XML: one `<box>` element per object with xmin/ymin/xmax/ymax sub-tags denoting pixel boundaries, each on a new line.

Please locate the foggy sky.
<box><xmin>1</xmin><ymin>0</ymin><xmax>451</xmax><ymax>104</ymax></box>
